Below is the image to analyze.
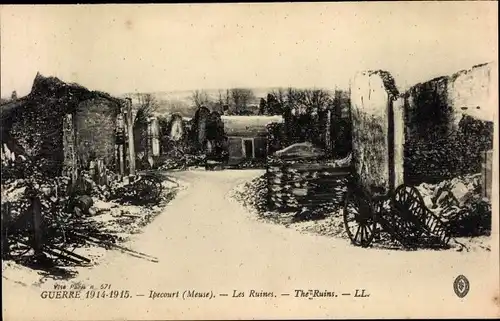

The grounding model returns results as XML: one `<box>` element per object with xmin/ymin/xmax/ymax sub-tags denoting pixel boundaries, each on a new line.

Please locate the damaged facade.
<box><xmin>350</xmin><ymin>62</ymin><xmax>495</xmax><ymax>194</ymax></box>
<box><xmin>0</xmin><ymin>73</ymin><xmax>135</xmax><ymax>180</ymax></box>
<box><xmin>403</xmin><ymin>63</ymin><xmax>495</xmax><ymax>184</ymax></box>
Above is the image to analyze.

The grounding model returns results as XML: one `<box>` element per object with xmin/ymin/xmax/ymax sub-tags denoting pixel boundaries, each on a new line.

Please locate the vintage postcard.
<box><xmin>1</xmin><ymin>2</ymin><xmax>498</xmax><ymax>320</ymax></box>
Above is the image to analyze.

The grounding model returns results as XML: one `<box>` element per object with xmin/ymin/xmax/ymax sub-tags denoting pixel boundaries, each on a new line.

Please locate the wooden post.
<box><xmin>393</xmin><ymin>97</ymin><xmax>405</xmax><ymax>188</ymax></box>
<box><xmin>151</xmin><ymin>118</ymin><xmax>160</xmax><ymax>157</ymax></box>
<box><xmin>96</xmin><ymin>159</ymin><xmax>104</xmax><ymax>186</ymax></box>
<box><xmin>482</xmin><ymin>150</ymin><xmax>493</xmax><ymax>200</ymax></box>
<box><xmin>2</xmin><ymin>202</ymin><xmax>11</xmax><ymax>258</ymax></box>
<box><xmin>31</xmin><ymin>195</ymin><xmax>44</xmax><ymax>259</ymax></box>
<box><xmin>125</xmin><ymin>99</ymin><xmax>136</xmax><ymax>177</ymax></box>
<box><xmin>332</xmin><ymin>90</ymin><xmax>343</xmax><ymax>156</ymax></box>
<box><xmin>63</xmin><ymin>113</ymin><xmax>78</xmax><ymax>186</ymax></box>
<box><xmin>114</xmin><ymin>144</ymin><xmax>119</xmax><ymax>176</ymax></box>
<box><xmin>115</xmin><ymin>110</ymin><xmax>125</xmax><ymax>179</ymax></box>
<box><xmin>118</xmin><ymin>145</ymin><xmax>125</xmax><ymax>177</ymax></box>
<box><xmin>147</xmin><ymin>118</ymin><xmax>153</xmax><ymax>167</ymax></box>
<box><xmin>325</xmin><ymin>109</ymin><xmax>332</xmax><ymax>154</ymax></box>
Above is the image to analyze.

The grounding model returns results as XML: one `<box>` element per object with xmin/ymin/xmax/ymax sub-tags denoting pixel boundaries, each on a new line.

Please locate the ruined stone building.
<box><xmin>0</xmin><ymin>73</ymin><xmax>134</xmax><ymax>179</ymax></box>
<box><xmin>350</xmin><ymin>62</ymin><xmax>496</xmax><ymax>194</ymax></box>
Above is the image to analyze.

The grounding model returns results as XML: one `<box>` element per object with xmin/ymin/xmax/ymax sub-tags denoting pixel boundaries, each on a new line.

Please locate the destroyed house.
<box><xmin>221</xmin><ymin>115</ymin><xmax>284</xmax><ymax>165</ymax></box>
<box><xmin>1</xmin><ymin>73</ymin><xmax>128</xmax><ymax>177</ymax></box>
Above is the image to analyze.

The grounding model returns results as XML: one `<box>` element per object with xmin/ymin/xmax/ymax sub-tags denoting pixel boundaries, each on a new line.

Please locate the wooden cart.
<box><xmin>342</xmin><ymin>174</ymin><xmax>451</xmax><ymax>249</ymax></box>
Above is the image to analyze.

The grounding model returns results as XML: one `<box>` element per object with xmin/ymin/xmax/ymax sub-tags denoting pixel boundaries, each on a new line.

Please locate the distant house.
<box><xmin>221</xmin><ymin>115</ymin><xmax>284</xmax><ymax>165</ymax></box>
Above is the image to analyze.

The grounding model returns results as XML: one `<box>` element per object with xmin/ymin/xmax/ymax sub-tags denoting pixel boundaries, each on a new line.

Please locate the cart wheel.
<box><xmin>136</xmin><ymin>175</ymin><xmax>163</xmax><ymax>201</ymax></box>
<box><xmin>343</xmin><ymin>190</ymin><xmax>376</xmax><ymax>247</ymax></box>
<box><xmin>392</xmin><ymin>185</ymin><xmax>427</xmax><ymax>221</ymax></box>
<box><xmin>392</xmin><ymin>185</ymin><xmax>425</xmax><ymax>210</ymax></box>
<box><xmin>392</xmin><ymin>184</ymin><xmax>426</xmax><ymax>240</ymax></box>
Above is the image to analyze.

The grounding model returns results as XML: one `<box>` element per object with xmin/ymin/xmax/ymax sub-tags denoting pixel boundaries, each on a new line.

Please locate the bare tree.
<box><xmin>302</xmin><ymin>89</ymin><xmax>332</xmax><ymax>113</ymax></box>
<box><xmin>259</xmin><ymin>98</ymin><xmax>267</xmax><ymax>115</ymax></box>
<box><xmin>217</xmin><ymin>90</ymin><xmax>224</xmax><ymax>106</ymax></box>
<box><xmin>215</xmin><ymin>89</ymin><xmax>230</xmax><ymax>114</ymax></box>
<box><xmin>270</xmin><ymin>88</ymin><xmax>287</xmax><ymax>106</ymax></box>
<box><xmin>285</xmin><ymin>87</ymin><xmax>305</xmax><ymax>110</ymax></box>
<box><xmin>191</xmin><ymin>90</ymin><xmax>211</xmax><ymax>109</ymax></box>
<box><xmin>128</xmin><ymin>93</ymin><xmax>159</xmax><ymax>124</ymax></box>
<box><xmin>266</xmin><ymin>88</ymin><xmax>288</xmax><ymax>115</ymax></box>
<box><xmin>229</xmin><ymin>88</ymin><xmax>255</xmax><ymax>115</ymax></box>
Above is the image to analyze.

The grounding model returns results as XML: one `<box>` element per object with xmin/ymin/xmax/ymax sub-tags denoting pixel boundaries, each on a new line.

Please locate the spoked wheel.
<box><xmin>392</xmin><ymin>184</ymin><xmax>427</xmax><ymax>241</ymax></box>
<box><xmin>343</xmin><ymin>190</ymin><xmax>376</xmax><ymax>247</ymax></box>
<box><xmin>392</xmin><ymin>185</ymin><xmax>425</xmax><ymax>210</ymax></box>
<box><xmin>135</xmin><ymin>175</ymin><xmax>163</xmax><ymax>201</ymax></box>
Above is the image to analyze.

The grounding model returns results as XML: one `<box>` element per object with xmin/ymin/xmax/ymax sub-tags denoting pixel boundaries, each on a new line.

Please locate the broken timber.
<box><xmin>12</xmin><ymin>238</ymin><xmax>91</xmax><ymax>265</ymax></box>
<box><xmin>72</xmin><ymin>232</ymin><xmax>159</xmax><ymax>263</ymax></box>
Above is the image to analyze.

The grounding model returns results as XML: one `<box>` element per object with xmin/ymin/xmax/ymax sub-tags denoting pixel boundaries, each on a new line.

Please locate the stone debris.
<box><xmin>158</xmin><ymin>153</ymin><xmax>206</xmax><ymax>171</ymax></box>
<box><xmin>415</xmin><ymin>173</ymin><xmax>490</xmax><ymax>236</ymax></box>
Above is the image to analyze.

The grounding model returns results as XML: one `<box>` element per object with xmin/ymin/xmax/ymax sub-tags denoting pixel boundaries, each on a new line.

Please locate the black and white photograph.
<box><xmin>1</xmin><ymin>2</ymin><xmax>498</xmax><ymax>320</ymax></box>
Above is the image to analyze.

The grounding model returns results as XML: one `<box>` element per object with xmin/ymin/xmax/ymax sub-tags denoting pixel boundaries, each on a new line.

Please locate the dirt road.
<box><xmin>3</xmin><ymin>170</ymin><xmax>498</xmax><ymax>319</ymax></box>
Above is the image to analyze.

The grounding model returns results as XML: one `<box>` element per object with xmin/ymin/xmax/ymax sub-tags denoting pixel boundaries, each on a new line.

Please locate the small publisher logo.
<box><xmin>453</xmin><ymin>275</ymin><xmax>470</xmax><ymax>298</ymax></box>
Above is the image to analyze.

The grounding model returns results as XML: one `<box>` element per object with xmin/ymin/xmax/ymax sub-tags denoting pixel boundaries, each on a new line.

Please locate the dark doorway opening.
<box><xmin>244</xmin><ymin>139</ymin><xmax>253</xmax><ymax>159</ymax></box>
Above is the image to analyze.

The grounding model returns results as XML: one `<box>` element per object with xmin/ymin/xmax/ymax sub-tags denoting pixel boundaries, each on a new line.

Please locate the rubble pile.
<box><xmin>1</xmin><ymin>155</ymin><xmax>178</xmax><ymax>268</ymax></box>
<box><xmin>228</xmin><ymin>159</ymin><xmax>267</xmax><ymax>169</ymax></box>
<box><xmin>89</xmin><ymin>184</ymin><xmax>177</xmax><ymax>239</ymax></box>
<box><xmin>415</xmin><ymin>174</ymin><xmax>491</xmax><ymax>236</ymax></box>
<box><xmin>232</xmin><ymin>175</ymin><xmax>268</xmax><ymax>213</ymax></box>
<box><xmin>1</xmin><ymin>148</ymin><xmax>30</xmax><ymax>182</ymax></box>
<box><xmin>232</xmin><ymin>175</ymin><xmax>296</xmax><ymax>226</ymax></box>
<box><xmin>2</xmin><ymin>175</ymin><xmax>108</xmax><ymax>266</ymax></box>
<box><xmin>107</xmin><ymin>174</ymin><xmax>168</xmax><ymax>205</ymax></box>
<box><xmin>157</xmin><ymin>151</ymin><xmax>206</xmax><ymax>171</ymax></box>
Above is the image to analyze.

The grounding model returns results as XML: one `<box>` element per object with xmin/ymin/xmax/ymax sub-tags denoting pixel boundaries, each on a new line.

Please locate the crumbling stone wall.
<box><xmin>448</xmin><ymin>62</ymin><xmax>495</xmax><ymax>122</ymax></box>
<box><xmin>75</xmin><ymin>97</ymin><xmax>119</xmax><ymax>169</ymax></box>
<box><xmin>347</xmin><ymin>63</ymin><xmax>493</xmax><ymax>192</ymax></box>
<box><xmin>403</xmin><ymin>63</ymin><xmax>495</xmax><ymax>184</ymax></box>
<box><xmin>405</xmin><ymin>76</ymin><xmax>453</xmax><ymax>142</ymax></box>
<box><xmin>3</xmin><ymin>74</ymin><xmax>124</xmax><ymax>177</ymax></box>
<box><xmin>8</xmin><ymin>98</ymin><xmax>66</xmax><ymax>176</ymax></box>
<box><xmin>350</xmin><ymin>70</ymin><xmax>399</xmax><ymax>194</ymax></box>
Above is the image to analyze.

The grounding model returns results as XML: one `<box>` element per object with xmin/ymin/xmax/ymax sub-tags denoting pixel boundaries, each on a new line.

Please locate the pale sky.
<box><xmin>0</xmin><ymin>2</ymin><xmax>497</xmax><ymax>97</ymax></box>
